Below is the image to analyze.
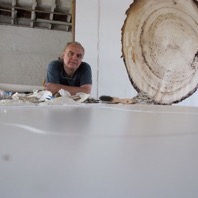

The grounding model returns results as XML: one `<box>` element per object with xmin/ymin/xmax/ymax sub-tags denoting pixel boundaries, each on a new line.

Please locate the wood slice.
<box><xmin>121</xmin><ymin>0</ymin><xmax>198</xmax><ymax>104</ymax></box>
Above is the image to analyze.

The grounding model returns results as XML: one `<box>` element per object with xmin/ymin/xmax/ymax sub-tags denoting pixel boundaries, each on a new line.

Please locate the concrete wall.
<box><xmin>0</xmin><ymin>25</ymin><xmax>72</xmax><ymax>86</ymax></box>
<box><xmin>0</xmin><ymin>0</ymin><xmax>198</xmax><ymax>106</ymax></box>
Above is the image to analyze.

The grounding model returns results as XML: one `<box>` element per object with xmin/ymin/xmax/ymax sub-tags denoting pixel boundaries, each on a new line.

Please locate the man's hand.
<box><xmin>44</xmin><ymin>83</ymin><xmax>62</xmax><ymax>95</ymax></box>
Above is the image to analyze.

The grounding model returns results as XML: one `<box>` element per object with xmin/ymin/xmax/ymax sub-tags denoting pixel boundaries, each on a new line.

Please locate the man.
<box><xmin>44</xmin><ymin>41</ymin><xmax>92</xmax><ymax>95</ymax></box>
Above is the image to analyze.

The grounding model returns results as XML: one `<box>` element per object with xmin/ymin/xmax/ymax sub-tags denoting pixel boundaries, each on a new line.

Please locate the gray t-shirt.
<box><xmin>46</xmin><ymin>60</ymin><xmax>92</xmax><ymax>86</ymax></box>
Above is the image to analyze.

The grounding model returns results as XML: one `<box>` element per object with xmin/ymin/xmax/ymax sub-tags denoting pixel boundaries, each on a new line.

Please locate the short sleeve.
<box><xmin>79</xmin><ymin>62</ymin><xmax>92</xmax><ymax>86</ymax></box>
<box><xmin>46</xmin><ymin>60</ymin><xmax>62</xmax><ymax>84</ymax></box>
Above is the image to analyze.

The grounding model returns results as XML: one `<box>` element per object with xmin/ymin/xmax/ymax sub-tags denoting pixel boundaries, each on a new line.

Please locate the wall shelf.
<box><xmin>0</xmin><ymin>0</ymin><xmax>75</xmax><ymax>32</ymax></box>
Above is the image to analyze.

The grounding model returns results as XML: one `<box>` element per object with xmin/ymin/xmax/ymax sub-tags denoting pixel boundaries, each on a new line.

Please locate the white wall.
<box><xmin>0</xmin><ymin>0</ymin><xmax>197</xmax><ymax>106</ymax></box>
<box><xmin>76</xmin><ymin>0</ymin><xmax>135</xmax><ymax>99</ymax></box>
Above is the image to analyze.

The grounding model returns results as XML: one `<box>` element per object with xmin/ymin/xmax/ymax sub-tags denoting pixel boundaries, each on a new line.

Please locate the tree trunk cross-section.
<box><xmin>122</xmin><ymin>0</ymin><xmax>198</xmax><ymax>104</ymax></box>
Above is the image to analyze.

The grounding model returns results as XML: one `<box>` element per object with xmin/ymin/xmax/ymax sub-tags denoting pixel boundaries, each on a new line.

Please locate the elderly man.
<box><xmin>45</xmin><ymin>41</ymin><xmax>92</xmax><ymax>95</ymax></box>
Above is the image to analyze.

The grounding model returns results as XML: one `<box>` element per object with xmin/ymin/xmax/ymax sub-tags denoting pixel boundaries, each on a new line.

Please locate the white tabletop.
<box><xmin>0</xmin><ymin>104</ymin><xmax>198</xmax><ymax>198</ymax></box>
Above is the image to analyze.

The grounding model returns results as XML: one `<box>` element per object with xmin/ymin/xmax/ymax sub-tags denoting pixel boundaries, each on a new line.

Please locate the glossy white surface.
<box><xmin>0</xmin><ymin>104</ymin><xmax>198</xmax><ymax>198</ymax></box>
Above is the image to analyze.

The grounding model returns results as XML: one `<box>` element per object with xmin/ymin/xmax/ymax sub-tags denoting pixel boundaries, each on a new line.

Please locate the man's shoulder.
<box><xmin>49</xmin><ymin>59</ymin><xmax>63</xmax><ymax>66</ymax></box>
<box><xmin>48</xmin><ymin>59</ymin><xmax>63</xmax><ymax>70</ymax></box>
<box><xmin>80</xmin><ymin>62</ymin><xmax>91</xmax><ymax>70</ymax></box>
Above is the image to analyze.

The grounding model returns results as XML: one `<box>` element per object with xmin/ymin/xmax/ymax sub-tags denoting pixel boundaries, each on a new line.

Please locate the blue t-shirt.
<box><xmin>46</xmin><ymin>60</ymin><xmax>92</xmax><ymax>86</ymax></box>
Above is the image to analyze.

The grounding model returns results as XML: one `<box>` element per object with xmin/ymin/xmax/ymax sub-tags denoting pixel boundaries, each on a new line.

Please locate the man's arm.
<box><xmin>44</xmin><ymin>83</ymin><xmax>92</xmax><ymax>95</ymax></box>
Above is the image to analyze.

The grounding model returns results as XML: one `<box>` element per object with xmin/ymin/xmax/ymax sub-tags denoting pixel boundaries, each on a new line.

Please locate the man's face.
<box><xmin>63</xmin><ymin>44</ymin><xmax>84</xmax><ymax>72</ymax></box>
